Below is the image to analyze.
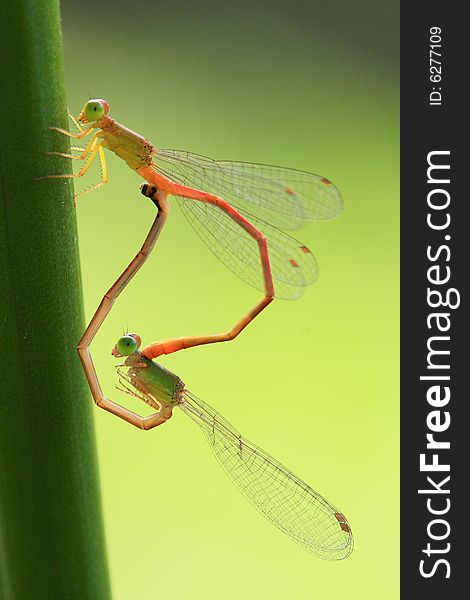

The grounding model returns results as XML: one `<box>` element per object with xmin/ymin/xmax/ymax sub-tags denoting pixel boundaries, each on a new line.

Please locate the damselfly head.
<box><xmin>112</xmin><ymin>333</ymin><xmax>142</xmax><ymax>357</ymax></box>
<box><xmin>79</xmin><ymin>98</ymin><xmax>110</xmax><ymax>124</ymax></box>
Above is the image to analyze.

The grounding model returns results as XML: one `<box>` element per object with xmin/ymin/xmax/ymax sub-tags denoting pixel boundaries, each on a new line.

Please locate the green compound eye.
<box><xmin>83</xmin><ymin>99</ymin><xmax>105</xmax><ymax>121</ymax></box>
<box><xmin>116</xmin><ymin>335</ymin><xmax>138</xmax><ymax>356</ymax></box>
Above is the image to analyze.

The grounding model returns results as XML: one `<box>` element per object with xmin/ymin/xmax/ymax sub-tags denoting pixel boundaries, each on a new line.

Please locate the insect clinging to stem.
<box><xmin>41</xmin><ymin>99</ymin><xmax>343</xmax><ymax>411</ymax></box>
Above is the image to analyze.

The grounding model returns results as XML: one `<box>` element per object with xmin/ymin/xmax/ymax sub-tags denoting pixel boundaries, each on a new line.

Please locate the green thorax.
<box><xmin>126</xmin><ymin>353</ymin><xmax>184</xmax><ymax>408</ymax></box>
<box><xmin>97</xmin><ymin>119</ymin><xmax>155</xmax><ymax>170</ymax></box>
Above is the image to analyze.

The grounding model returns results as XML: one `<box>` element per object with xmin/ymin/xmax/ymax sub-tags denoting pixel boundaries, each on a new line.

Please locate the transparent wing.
<box><xmin>153</xmin><ymin>148</ymin><xmax>344</xmax><ymax>231</ymax></box>
<box><xmin>180</xmin><ymin>390</ymin><xmax>353</xmax><ymax>560</ymax></box>
<box><xmin>177</xmin><ymin>196</ymin><xmax>318</xmax><ymax>300</ymax></box>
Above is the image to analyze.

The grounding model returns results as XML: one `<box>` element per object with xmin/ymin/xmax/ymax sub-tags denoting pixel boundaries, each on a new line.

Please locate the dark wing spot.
<box><xmin>335</xmin><ymin>512</ymin><xmax>346</xmax><ymax>521</ymax></box>
<box><xmin>321</xmin><ymin>177</ymin><xmax>332</xmax><ymax>185</ymax></box>
<box><xmin>300</xmin><ymin>245</ymin><xmax>311</xmax><ymax>254</ymax></box>
<box><xmin>334</xmin><ymin>513</ymin><xmax>351</xmax><ymax>533</ymax></box>
<box><xmin>289</xmin><ymin>259</ymin><xmax>299</xmax><ymax>268</ymax></box>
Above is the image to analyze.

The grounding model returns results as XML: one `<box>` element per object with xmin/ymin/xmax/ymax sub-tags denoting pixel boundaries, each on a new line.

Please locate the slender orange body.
<box><xmin>85</xmin><ymin>120</ymin><xmax>276</xmax><ymax>362</ymax></box>
<box><xmin>95</xmin><ymin>118</ymin><xmax>270</xmax><ymax>245</ymax></box>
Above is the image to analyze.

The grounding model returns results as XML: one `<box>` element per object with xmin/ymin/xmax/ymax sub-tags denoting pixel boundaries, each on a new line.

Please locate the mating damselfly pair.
<box><xmin>42</xmin><ymin>98</ymin><xmax>353</xmax><ymax>559</ymax></box>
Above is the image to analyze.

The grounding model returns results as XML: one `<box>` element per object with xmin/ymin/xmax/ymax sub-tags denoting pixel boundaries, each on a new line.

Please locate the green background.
<box><xmin>61</xmin><ymin>1</ymin><xmax>398</xmax><ymax>598</ymax></box>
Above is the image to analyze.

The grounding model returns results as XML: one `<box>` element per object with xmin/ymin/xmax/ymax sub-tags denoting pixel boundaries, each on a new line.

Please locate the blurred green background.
<box><xmin>60</xmin><ymin>1</ymin><xmax>398</xmax><ymax>598</ymax></box>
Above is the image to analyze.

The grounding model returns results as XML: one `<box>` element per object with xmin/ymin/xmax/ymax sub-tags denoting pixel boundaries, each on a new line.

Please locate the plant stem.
<box><xmin>0</xmin><ymin>2</ymin><xmax>112</xmax><ymax>598</ymax></box>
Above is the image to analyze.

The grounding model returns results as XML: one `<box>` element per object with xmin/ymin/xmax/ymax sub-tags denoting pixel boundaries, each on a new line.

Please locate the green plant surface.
<box><xmin>0</xmin><ymin>2</ymin><xmax>111</xmax><ymax>598</ymax></box>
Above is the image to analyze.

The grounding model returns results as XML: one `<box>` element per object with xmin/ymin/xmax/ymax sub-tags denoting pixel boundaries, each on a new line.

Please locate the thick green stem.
<box><xmin>0</xmin><ymin>2</ymin><xmax>111</xmax><ymax>599</ymax></box>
